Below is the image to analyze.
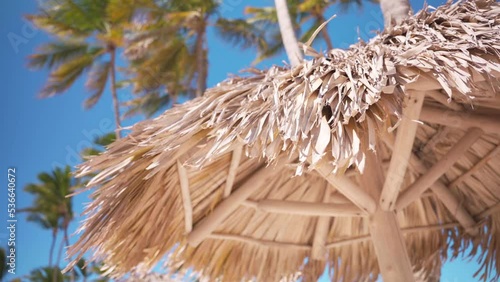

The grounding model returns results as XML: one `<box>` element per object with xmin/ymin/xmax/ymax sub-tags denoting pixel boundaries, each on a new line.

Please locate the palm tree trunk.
<box><xmin>195</xmin><ymin>19</ymin><xmax>207</xmax><ymax>97</ymax></box>
<box><xmin>379</xmin><ymin>0</ymin><xmax>412</xmax><ymax>28</ymax></box>
<box><xmin>109</xmin><ymin>47</ymin><xmax>122</xmax><ymax>139</ymax></box>
<box><xmin>64</xmin><ymin>227</ymin><xmax>75</xmax><ymax>282</ymax></box>
<box><xmin>55</xmin><ymin>237</ymin><xmax>65</xmax><ymax>282</ymax></box>
<box><xmin>274</xmin><ymin>0</ymin><xmax>303</xmax><ymax>67</ymax></box>
<box><xmin>49</xmin><ymin>228</ymin><xmax>58</xmax><ymax>266</ymax></box>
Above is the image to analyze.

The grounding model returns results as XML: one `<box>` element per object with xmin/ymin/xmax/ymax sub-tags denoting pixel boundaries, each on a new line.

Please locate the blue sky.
<box><xmin>0</xmin><ymin>0</ymin><xmax>493</xmax><ymax>281</ymax></box>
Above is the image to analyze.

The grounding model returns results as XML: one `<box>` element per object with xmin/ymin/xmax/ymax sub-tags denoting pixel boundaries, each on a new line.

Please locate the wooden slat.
<box><xmin>396</xmin><ymin>128</ymin><xmax>484</xmax><ymax>210</ymax></box>
<box><xmin>187</xmin><ymin>159</ymin><xmax>288</xmax><ymax>246</ymax></box>
<box><xmin>224</xmin><ymin>146</ymin><xmax>243</xmax><ymax>198</ymax></box>
<box><xmin>314</xmin><ymin>161</ymin><xmax>377</xmax><ymax>213</ymax></box>
<box><xmin>449</xmin><ymin>144</ymin><xmax>500</xmax><ymax>188</ymax></box>
<box><xmin>257</xmin><ymin>200</ymin><xmax>365</xmax><ymax>217</ymax></box>
<box><xmin>326</xmin><ymin>223</ymin><xmax>460</xmax><ymax>249</ymax></box>
<box><xmin>475</xmin><ymin>201</ymin><xmax>500</xmax><ymax>220</ymax></box>
<box><xmin>177</xmin><ymin>160</ymin><xmax>193</xmax><ymax>233</ymax></box>
<box><xmin>420</xmin><ymin>105</ymin><xmax>500</xmax><ymax>134</ymax></box>
<box><xmin>380</xmin><ymin>91</ymin><xmax>425</xmax><ymax>211</ymax></box>
<box><xmin>425</xmin><ymin>89</ymin><xmax>462</xmax><ymax>111</ymax></box>
<box><xmin>210</xmin><ymin>233</ymin><xmax>310</xmax><ymax>250</ymax></box>
<box><xmin>430</xmin><ymin>182</ymin><xmax>478</xmax><ymax>235</ymax></box>
<box><xmin>400</xmin><ymin>155</ymin><xmax>478</xmax><ymax>235</ymax></box>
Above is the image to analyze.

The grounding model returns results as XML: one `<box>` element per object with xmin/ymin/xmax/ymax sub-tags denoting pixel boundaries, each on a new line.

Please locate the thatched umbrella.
<box><xmin>68</xmin><ymin>1</ymin><xmax>500</xmax><ymax>281</ymax></box>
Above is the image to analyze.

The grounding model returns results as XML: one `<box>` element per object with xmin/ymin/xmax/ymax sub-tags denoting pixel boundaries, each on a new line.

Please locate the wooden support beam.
<box><xmin>187</xmin><ymin>159</ymin><xmax>288</xmax><ymax>246</ymax></box>
<box><xmin>420</xmin><ymin>105</ymin><xmax>500</xmax><ymax>134</ymax></box>
<box><xmin>396</xmin><ymin>128</ymin><xmax>484</xmax><ymax>210</ymax></box>
<box><xmin>311</xmin><ymin>184</ymin><xmax>331</xmax><ymax>260</ymax></box>
<box><xmin>257</xmin><ymin>200</ymin><xmax>365</xmax><ymax>217</ymax></box>
<box><xmin>380</xmin><ymin>91</ymin><xmax>425</xmax><ymax>211</ymax></box>
<box><xmin>430</xmin><ymin>182</ymin><xmax>478</xmax><ymax>236</ymax></box>
<box><xmin>475</xmin><ymin>201</ymin><xmax>500</xmax><ymax>220</ymax></box>
<box><xmin>425</xmin><ymin>90</ymin><xmax>462</xmax><ymax>111</ymax></box>
<box><xmin>314</xmin><ymin>161</ymin><xmax>376</xmax><ymax>213</ymax></box>
<box><xmin>361</xmin><ymin>151</ymin><xmax>415</xmax><ymax>282</ymax></box>
<box><xmin>177</xmin><ymin>161</ymin><xmax>193</xmax><ymax>233</ymax></box>
<box><xmin>224</xmin><ymin>146</ymin><xmax>243</xmax><ymax>198</ymax></box>
<box><xmin>472</xmin><ymin>96</ymin><xmax>500</xmax><ymax>111</ymax></box>
<box><xmin>326</xmin><ymin>223</ymin><xmax>460</xmax><ymax>249</ymax></box>
<box><xmin>449</xmin><ymin>144</ymin><xmax>500</xmax><ymax>188</ymax></box>
<box><xmin>398</xmin><ymin>155</ymin><xmax>478</xmax><ymax>236</ymax></box>
<box><xmin>210</xmin><ymin>233</ymin><xmax>311</xmax><ymax>250</ymax></box>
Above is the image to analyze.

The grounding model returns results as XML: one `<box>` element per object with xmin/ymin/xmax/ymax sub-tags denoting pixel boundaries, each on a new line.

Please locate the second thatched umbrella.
<box><xmin>68</xmin><ymin>1</ymin><xmax>500</xmax><ymax>281</ymax></box>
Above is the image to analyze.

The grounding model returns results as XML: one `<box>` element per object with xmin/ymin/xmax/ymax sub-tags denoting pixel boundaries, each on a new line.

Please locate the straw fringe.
<box><xmin>67</xmin><ymin>1</ymin><xmax>500</xmax><ymax>281</ymax></box>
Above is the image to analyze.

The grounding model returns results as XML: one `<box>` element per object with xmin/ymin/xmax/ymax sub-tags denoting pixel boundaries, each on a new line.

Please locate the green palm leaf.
<box><xmin>85</xmin><ymin>61</ymin><xmax>111</xmax><ymax>109</ymax></box>
<box><xmin>214</xmin><ymin>18</ymin><xmax>268</xmax><ymax>51</ymax></box>
<box><xmin>40</xmin><ymin>54</ymin><xmax>95</xmax><ymax>98</ymax></box>
<box><xmin>28</xmin><ymin>41</ymin><xmax>90</xmax><ymax>69</ymax></box>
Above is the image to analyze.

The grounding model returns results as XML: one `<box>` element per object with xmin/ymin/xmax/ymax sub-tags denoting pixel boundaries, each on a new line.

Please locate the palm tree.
<box><xmin>275</xmin><ymin>0</ymin><xmax>303</xmax><ymax>66</ymax></box>
<box><xmin>22</xmin><ymin>167</ymin><xmax>76</xmax><ymax>270</ymax></box>
<box><xmin>275</xmin><ymin>1</ymin><xmax>435</xmax><ymax>281</ymax></box>
<box><xmin>80</xmin><ymin>132</ymin><xmax>116</xmax><ymax>159</ymax></box>
<box><xmin>27</xmin><ymin>0</ymin><xmax>132</xmax><ymax>139</ymax></box>
<box><xmin>0</xmin><ymin>247</ymin><xmax>7</xmax><ymax>281</ymax></box>
<box><xmin>245</xmin><ymin>0</ymin><xmax>371</xmax><ymax>62</ymax></box>
<box><xmin>25</xmin><ymin>267</ymin><xmax>70</xmax><ymax>282</ymax></box>
<box><xmin>122</xmin><ymin>0</ymin><xmax>270</xmax><ymax>117</ymax></box>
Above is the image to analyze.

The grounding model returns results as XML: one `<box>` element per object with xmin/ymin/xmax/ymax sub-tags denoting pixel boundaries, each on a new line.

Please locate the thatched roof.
<box><xmin>68</xmin><ymin>1</ymin><xmax>500</xmax><ymax>281</ymax></box>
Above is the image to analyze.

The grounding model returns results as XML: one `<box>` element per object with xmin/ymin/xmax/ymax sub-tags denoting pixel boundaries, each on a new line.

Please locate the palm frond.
<box><xmin>123</xmin><ymin>91</ymin><xmax>171</xmax><ymax>118</ymax></box>
<box><xmin>94</xmin><ymin>132</ymin><xmax>117</xmax><ymax>147</ymax></box>
<box><xmin>214</xmin><ymin>18</ymin><xmax>268</xmax><ymax>51</ymax></box>
<box><xmin>85</xmin><ymin>61</ymin><xmax>111</xmax><ymax>109</ymax></box>
<box><xmin>40</xmin><ymin>54</ymin><xmax>95</xmax><ymax>98</ymax></box>
<box><xmin>28</xmin><ymin>41</ymin><xmax>90</xmax><ymax>69</ymax></box>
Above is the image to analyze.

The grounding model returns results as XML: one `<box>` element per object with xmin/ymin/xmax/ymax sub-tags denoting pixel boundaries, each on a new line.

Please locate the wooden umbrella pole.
<box><xmin>362</xmin><ymin>151</ymin><xmax>415</xmax><ymax>282</ymax></box>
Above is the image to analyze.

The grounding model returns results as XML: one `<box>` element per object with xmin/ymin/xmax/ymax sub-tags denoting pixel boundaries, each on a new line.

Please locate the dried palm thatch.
<box><xmin>68</xmin><ymin>1</ymin><xmax>500</xmax><ymax>281</ymax></box>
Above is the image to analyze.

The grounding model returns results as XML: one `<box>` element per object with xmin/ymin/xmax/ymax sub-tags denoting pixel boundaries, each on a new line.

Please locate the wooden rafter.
<box><xmin>396</xmin><ymin>128</ymin><xmax>484</xmax><ymax>210</ymax></box>
<box><xmin>242</xmin><ymin>199</ymin><xmax>364</xmax><ymax>217</ymax></box>
<box><xmin>431</xmin><ymin>182</ymin><xmax>478</xmax><ymax>235</ymax></box>
<box><xmin>449</xmin><ymin>144</ymin><xmax>500</xmax><ymax>188</ymax></box>
<box><xmin>420</xmin><ymin>105</ymin><xmax>500</xmax><ymax>134</ymax></box>
<box><xmin>211</xmin><ymin>223</ymin><xmax>468</xmax><ymax>251</ymax></box>
<box><xmin>475</xmin><ymin>202</ymin><xmax>500</xmax><ymax>220</ymax></box>
<box><xmin>177</xmin><ymin>160</ymin><xmax>193</xmax><ymax>233</ymax></box>
<box><xmin>224</xmin><ymin>145</ymin><xmax>243</xmax><ymax>198</ymax></box>
<box><xmin>425</xmin><ymin>90</ymin><xmax>462</xmax><ymax>111</ymax></box>
<box><xmin>187</xmin><ymin>159</ymin><xmax>289</xmax><ymax>246</ymax></box>
<box><xmin>314</xmin><ymin>161</ymin><xmax>376</xmax><ymax>213</ymax></box>
<box><xmin>380</xmin><ymin>91</ymin><xmax>425</xmax><ymax>211</ymax></box>
<box><xmin>403</xmin><ymin>155</ymin><xmax>478</xmax><ymax>235</ymax></box>
<box><xmin>257</xmin><ymin>200</ymin><xmax>364</xmax><ymax>217</ymax></box>
<box><xmin>472</xmin><ymin>96</ymin><xmax>500</xmax><ymax>111</ymax></box>
<box><xmin>326</xmin><ymin>223</ymin><xmax>460</xmax><ymax>249</ymax></box>
<box><xmin>210</xmin><ymin>233</ymin><xmax>311</xmax><ymax>250</ymax></box>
